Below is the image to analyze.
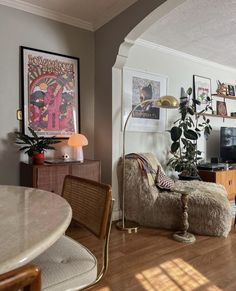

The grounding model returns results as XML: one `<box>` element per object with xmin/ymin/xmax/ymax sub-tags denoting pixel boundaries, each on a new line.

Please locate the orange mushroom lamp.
<box><xmin>68</xmin><ymin>133</ymin><xmax>88</xmax><ymax>162</ymax></box>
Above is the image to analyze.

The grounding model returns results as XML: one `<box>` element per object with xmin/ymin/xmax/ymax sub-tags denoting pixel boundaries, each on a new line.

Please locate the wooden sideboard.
<box><xmin>198</xmin><ymin>169</ymin><xmax>236</xmax><ymax>200</ymax></box>
<box><xmin>20</xmin><ymin>160</ymin><xmax>101</xmax><ymax>195</ymax></box>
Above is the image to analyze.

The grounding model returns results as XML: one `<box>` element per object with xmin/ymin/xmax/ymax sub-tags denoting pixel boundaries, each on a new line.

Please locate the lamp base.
<box><xmin>116</xmin><ymin>220</ymin><xmax>139</xmax><ymax>233</ymax></box>
<box><xmin>74</xmin><ymin>146</ymin><xmax>84</xmax><ymax>162</ymax></box>
<box><xmin>173</xmin><ymin>231</ymin><xmax>196</xmax><ymax>244</ymax></box>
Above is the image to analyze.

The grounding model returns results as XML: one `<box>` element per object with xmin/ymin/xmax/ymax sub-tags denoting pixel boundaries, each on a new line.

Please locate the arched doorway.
<box><xmin>111</xmin><ymin>0</ymin><xmax>186</xmax><ymax>219</ymax></box>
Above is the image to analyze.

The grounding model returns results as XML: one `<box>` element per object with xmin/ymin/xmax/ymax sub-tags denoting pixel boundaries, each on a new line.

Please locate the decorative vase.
<box><xmin>32</xmin><ymin>152</ymin><xmax>45</xmax><ymax>165</ymax></box>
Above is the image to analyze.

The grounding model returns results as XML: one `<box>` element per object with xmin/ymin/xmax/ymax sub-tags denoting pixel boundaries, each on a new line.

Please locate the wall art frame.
<box><xmin>21</xmin><ymin>46</ymin><xmax>80</xmax><ymax>138</ymax></box>
<box><xmin>123</xmin><ymin>67</ymin><xmax>168</xmax><ymax>132</ymax></box>
<box><xmin>226</xmin><ymin>84</ymin><xmax>235</xmax><ymax>96</ymax></box>
<box><xmin>193</xmin><ymin>75</ymin><xmax>212</xmax><ymax>113</ymax></box>
<box><xmin>216</xmin><ymin>101</ymin><xmax>227</xmax><ymax>116</ymax></box>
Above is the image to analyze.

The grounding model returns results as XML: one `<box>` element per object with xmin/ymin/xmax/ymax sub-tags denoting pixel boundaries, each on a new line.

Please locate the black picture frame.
<box><xmin>227</xmin><ymin>84</ymin><xmax>235</xmax><ymax>96</ymax></box>
<box><xmin>21</xmin><ymin>46</ymin><xmax>80</xmax><ymax>138</ymax></box>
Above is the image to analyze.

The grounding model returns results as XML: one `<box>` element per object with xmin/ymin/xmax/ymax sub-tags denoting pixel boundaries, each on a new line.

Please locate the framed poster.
<box><xmin>123</xmin><ymin>67</ymin><xmax>167</xmax><ymax>132</ymax></box>
<box><xmin>193</xmin><ymin>75</ymin><xmax>212</xmax><ymax>113</ymax></box>
<box><xmin>21</xmin><ymin>46</ymin><xmax>80</xmax><ymax>138</ymax></box>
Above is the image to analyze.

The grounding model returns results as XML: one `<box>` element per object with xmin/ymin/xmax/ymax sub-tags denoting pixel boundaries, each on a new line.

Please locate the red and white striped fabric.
<box><xmin>156</xmin><ymin>166</ymin><xmax>175</xmax><ymax>190</ymax></box>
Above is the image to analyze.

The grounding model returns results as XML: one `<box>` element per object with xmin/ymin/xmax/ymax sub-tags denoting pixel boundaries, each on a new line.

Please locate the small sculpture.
<box><xmin>62</xmin><ymin>153</ymin><xmax>70</xmax><ymax>160</ymax></box>
<box><xmin>216</xmin><ymin>80</ymin><xmax>227</xmax><ymax>96</ymax></box>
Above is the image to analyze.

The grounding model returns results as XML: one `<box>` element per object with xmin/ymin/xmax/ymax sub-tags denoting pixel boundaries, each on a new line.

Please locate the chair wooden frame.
<box><xmin>62</xmin><ymin>175</ymin><xmax>114</xmax><ymax>290</ymax></box>
<box><xmin>0</xmin><ymin>264</ymin><xmax>41</xmax><ymax>291</ymax></box>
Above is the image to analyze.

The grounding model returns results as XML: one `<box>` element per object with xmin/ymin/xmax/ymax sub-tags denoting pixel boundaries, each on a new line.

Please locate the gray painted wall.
<box><xmin>0</xmin><ymin>5</ymin><xmax>94</xmax><ymax>185</ymax></box>
<box><xmin>94</xmin><ymin>0</ymin><xmax>166</xmax><ymax>183</ymax></box>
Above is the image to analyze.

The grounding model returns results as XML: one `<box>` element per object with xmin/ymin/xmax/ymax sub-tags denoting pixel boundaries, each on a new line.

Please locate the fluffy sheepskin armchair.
<box><xmin>117</xmin><ymin>153</ymin><xmax>232</xmax><ymax>237</ymax></box>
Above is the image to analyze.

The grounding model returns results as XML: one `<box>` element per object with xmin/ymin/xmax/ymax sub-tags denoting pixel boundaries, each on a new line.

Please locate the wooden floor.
<box><xmin>66</xmin><ymin>223</ymin><xmax>236</xmax><ymax>291</ymax></box>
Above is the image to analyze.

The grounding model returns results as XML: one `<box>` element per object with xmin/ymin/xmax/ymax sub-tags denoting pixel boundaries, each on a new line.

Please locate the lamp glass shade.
<box><xmin>68</xmin><ymin>134</ymin><xmax>88</xmax><ymax>147</ymax></box>
<box><xmin>68</xmin><ymin>134</ymin><xmax>88</xmax><ymax>162</ymax></box>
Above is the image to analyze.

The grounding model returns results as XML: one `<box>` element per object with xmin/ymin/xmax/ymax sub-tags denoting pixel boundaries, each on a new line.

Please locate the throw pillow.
<box><xmin>156</xmin><ymin>166</ymin><xmax>175</xmax><ymax>190</ymax></box>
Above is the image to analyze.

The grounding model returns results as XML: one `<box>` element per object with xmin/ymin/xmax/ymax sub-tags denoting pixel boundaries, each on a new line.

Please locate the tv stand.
<box><xmin>198</xmin><ymin>168</ymin><xmax>236</xmax><ymax>200</ymax></box>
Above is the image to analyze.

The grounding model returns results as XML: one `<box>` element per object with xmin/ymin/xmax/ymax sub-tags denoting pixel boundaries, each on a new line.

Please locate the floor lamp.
<box><xmin>116</xmin><ymin>95</ymin><xmax>179</xmax><ymax>233</ymax></box>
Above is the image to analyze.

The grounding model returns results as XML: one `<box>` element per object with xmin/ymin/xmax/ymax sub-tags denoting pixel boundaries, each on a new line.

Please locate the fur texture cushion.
<box><xmin>117</xmin><ymin>153</ymin><xmax>232</xmax><ymax>237</ymax></box>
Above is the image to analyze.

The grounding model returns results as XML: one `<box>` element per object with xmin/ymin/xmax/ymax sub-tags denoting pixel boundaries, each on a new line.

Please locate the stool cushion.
<box><xmin>33</xmin><ymin>235</ymin><xmax>97</xmax><ymax>291</ymax></box>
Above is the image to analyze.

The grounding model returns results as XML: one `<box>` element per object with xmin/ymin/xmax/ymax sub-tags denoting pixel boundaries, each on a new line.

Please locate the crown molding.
<box><xmin>93</xmin><ymin>0</ymin><xmax>137</xmax><ymax>30</ymax></box>
<box><xmin>0</xmin><ymin>0</ymin><xmax>93</xmax><ymax>31</ymax></box>
<box><xmin>137</xmin><ymin>39</ymin><xmax>236</xmax><ymax>73</ymax></box>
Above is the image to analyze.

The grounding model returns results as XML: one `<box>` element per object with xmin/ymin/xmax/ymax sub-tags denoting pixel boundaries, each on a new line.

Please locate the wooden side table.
<box><xmin>198</xmin><ymin>168</ymin><xmax>236</xmax><ymax>200</ymax></box>
<box><xmin>20</xmin><ymin>160</ymin><xmax>101</xmax><ymax>195</ymax></box>
<box><xmin>173</xmin><ymin>188</ymin><xmax>196</xmax><ymax>244</ymax></box>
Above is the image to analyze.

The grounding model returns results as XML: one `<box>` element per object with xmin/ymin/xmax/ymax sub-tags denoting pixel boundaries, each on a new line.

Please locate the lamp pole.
<box><xmin>116</xmin><ymin>96</ymin><xmax>179</xmax><ymax>233</ymax></box>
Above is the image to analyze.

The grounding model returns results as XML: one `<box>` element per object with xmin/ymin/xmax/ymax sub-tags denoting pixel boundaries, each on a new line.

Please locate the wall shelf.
<box><xmin>198</xmin><ymin>113</ymin><xmax>236</xmax><ymax>120</ymax></box>
<box><xmin>211</xmin><ymin>94</ymin><xmax>236</xmax><ymax>100</ymax></box>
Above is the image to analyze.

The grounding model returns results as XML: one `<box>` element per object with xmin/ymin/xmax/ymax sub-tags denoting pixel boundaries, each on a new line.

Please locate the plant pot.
<box><xmin>32</xmin><ymin>152</ymin><xmax>45</xmax><ymax>165</ymax></box>
<box><xmin>178</xmin><ymin>174</ymin><xmax>201</xmax><ymax>181</ymax></box>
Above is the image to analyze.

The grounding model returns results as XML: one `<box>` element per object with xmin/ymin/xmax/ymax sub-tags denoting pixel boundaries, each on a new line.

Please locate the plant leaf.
<box><xmin>187</xmin><ymin>87</ymin><xmax>192</xmax><ymax>96</ymax></box>
<box><xmin>170</xmin><ymin>126</ymin><xmax>182</xmax><ymax>142</ymax></box>
<box><xmin>193</xmin><ymin>99</ymin><xmax>201</xmax><ymax>105</ymax></box>
<box><xmin>171</xmin><ymin>142</ymin><xmax>180</xmax><ymax>153</ymax></box>
<box><xmin>28</xmin><ymin>127</ymin><xmax>38</xmax><ymax>140</ymax></box>
<box><xmin>184</xmin><ymin>129</ymin><xmax>198</xmax><ymax>140</ymax></box>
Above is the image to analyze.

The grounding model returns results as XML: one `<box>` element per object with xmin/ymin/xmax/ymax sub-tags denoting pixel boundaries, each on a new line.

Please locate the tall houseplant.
<box><xmin>15</xmin><ymin>127</ymin><xmax>61</xmax><ymax>164</ymax></box>
<box><xmin>168</xmin><ymin>88</ymin><xmax>212</xmax><ymax>178</ymax></box>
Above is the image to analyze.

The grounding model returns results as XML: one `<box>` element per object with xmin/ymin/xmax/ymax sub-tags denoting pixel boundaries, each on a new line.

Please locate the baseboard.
<box><xmin>112</xmin><ymin>209</ymin><xmax>121</xmax><ymax>221</ymax></box>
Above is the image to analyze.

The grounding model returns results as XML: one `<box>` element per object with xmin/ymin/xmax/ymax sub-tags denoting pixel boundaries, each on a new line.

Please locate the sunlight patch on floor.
<box><xmin>135</xmin><ymin>258</ymin><xmax>222</xmax><ymax>291</ymax></box>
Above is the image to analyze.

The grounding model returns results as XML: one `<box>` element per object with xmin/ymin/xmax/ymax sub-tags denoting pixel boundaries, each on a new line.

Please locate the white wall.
<box><xmin>0</xmin><ymin>5</ymin><xmax>95</xmax><ymax>185</ymax></box>
<box><xmin>112</xmin><ymin>41</ymin><xmax>236</xmax><ymax>217</ymax></box>
<box><xmin>126</xmin><ymin>43</ymin><xmax>236</xmax><ymax>157</ymax></box>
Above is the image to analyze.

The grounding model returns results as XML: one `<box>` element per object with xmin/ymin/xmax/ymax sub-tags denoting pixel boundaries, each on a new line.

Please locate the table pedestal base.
<box><xmin>173</xmin><ymin>231</ymin><xmax>196</xmax><ymax>244</ymax></box>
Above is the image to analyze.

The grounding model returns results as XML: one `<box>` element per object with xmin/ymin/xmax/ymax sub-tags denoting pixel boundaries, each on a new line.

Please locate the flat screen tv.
<box><xmin>220</xmin><ymin>127</ymin><xmax>236</xmax><ymax>162</ymax></box>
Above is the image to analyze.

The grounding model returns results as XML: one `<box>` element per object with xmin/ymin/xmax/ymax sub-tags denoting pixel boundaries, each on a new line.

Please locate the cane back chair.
<box><xmin>0</xmin><ymin>264</ymin><xmax>41</xmax><ymax>291</ymax></box>
<box><xmin>33</xmin><ymin>175</ymin><xmax>114</xmax><ymax>290</ymax></box>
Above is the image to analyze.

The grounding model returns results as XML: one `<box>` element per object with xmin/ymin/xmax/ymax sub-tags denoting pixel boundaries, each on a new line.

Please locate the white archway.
<box><xmin>111</xmin><ymin>0</ymin><xmax>187</xmax><ymax>219</ymax></box>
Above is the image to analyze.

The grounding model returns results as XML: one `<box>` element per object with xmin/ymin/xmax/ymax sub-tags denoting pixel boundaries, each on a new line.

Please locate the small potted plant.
<box><xmin>15</xmin><ymin>127</ymin><xmax>61</xmax><ymax>165</ymax></box>
<box><xmin>167</xmin><ymin>87</ymin><xmax>213</xmax><ymax>179</ymax></box>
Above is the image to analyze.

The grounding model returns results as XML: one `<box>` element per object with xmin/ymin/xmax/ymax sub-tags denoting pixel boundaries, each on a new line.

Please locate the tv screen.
<box><xmin>220</xmin><ymin>127</ymin><xmax>236</xmax><ymax>162</ymax></box>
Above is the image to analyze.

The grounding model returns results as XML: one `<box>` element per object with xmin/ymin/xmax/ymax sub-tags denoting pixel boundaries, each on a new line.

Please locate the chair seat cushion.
<box><xmin>32</xmin><ymin>235</ymin><xmax>97</xmax><ymax>291</ymax></box>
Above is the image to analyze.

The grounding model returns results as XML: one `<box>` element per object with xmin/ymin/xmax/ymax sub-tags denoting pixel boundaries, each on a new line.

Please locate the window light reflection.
<box><xmin>135</xmin><ymin>258</ymin><xmax>222</xmax><ymax>291</ymax></box>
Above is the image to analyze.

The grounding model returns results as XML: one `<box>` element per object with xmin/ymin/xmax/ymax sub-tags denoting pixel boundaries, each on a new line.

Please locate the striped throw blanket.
<box><xmin>125</xmin><ymin>153</ymin><xmax>157</xmax><ymax>186</ymax></box>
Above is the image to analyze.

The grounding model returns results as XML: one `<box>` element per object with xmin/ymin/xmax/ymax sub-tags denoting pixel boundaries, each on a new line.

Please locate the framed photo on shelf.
<box><xmin>123</xmin><ymin>67</ymin><xmax>167</xmax><ymax>132</ymax></box>
<box><xmin>193</xmin><ymin>75</ymin><xmax>212</xmax><ymax>113</ymax></box>
<box><xmin>227</xmin><ymin>84</ymin><xmax>235</xmax><ymax>96</ymax></box>
<box><xmin>216</xmin><ymin>101</ymin><xmax>227</xmax><ymax>116</ymax></box>
<box><xmin>21</xmin><ymin>46</ymin><xmax>80</xmax><ymax>138</ymax></box>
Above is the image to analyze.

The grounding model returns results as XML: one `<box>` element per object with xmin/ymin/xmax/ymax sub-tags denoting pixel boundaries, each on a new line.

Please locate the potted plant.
<box><xmin>15</xmin><ymin>127</ymin><xmax>61</xmax><ymax>165</ymax></box>
<box><xmin>167</xmin><ymin>87</ymin><xmax>213</xmax><ymax>179</ymax></box>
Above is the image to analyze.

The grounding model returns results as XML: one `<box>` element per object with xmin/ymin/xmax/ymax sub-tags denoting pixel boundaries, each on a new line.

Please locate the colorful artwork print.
<box><xmin>193</xmin><ymin>75</ymin><xmax>212</xmax><ymax>113</ymax></box>
<box><xmin>196</xmin><ymin>86</ymin><xmax>209</xmax><ymax>103</ymax></box>
<box><xmin>132</xmin><ymin>76</ymin><xmax>160</xmax><ymax>120</ymax></box>
<box><xmin>22</xmin><ymin>47</ymin><xmax>79</xmax><ymax>137</ymax></box>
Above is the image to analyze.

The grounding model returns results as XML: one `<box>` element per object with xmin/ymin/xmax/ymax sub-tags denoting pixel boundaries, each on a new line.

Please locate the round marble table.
<box><xmin>0</xmin><ymin>185</ymin><xmax>72</xmax><ymax>275</ymax></box>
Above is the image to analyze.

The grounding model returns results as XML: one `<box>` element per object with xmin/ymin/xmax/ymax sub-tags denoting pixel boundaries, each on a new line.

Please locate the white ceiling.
<box><xmin>2</xmin><ymin>0</ymin><xmax>236</xmax><ymax>68</ymax></box>
<box><xmin>0</xmin><ymin>0</ymin><xmax>138</xmax><ymax>30</ymax></box>
<box><xmin>140</xmin><ymin>0</ymin><xmax>236</xmax><ymax>69</ymax></box>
